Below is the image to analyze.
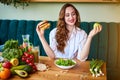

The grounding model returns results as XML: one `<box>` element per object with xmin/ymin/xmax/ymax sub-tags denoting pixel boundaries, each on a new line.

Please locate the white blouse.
<box><xmin>49</xmin><ymin>27</ymin><xmax>88</xmax><ymax>61</ymax></box>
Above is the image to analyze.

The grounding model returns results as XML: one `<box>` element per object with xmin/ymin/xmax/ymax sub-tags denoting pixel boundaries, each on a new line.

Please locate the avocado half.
<box><xmin>15</xmin><ymin>70</ymin><xmax>28</xmax><ymax>78</ymax></box>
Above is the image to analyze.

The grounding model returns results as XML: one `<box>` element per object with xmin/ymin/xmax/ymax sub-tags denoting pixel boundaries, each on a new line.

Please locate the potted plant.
<box><xmin>0</xmin><ymin>0</ymin><xmax>30</xmax><ymax>8</ymax></box>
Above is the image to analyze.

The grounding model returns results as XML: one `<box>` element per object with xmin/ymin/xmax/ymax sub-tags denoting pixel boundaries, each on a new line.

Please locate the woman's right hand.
<box><xmin>36</xmin><ymin>22</ymin><xmax>45</xmax><ymax>38</ymax></box>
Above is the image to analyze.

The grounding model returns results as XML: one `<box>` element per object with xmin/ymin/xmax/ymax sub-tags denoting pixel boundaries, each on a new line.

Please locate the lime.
<box><xmin>10</xmin><ymin>58</ymin><xmax>19</xmax><ymax>66</ymax></box>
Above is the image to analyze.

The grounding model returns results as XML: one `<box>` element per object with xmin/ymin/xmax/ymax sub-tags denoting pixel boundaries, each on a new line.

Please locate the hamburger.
<box><xmin>38</xmin><ymin>20</ymin><xmax>50</xmax><ymax>30</ymax></box>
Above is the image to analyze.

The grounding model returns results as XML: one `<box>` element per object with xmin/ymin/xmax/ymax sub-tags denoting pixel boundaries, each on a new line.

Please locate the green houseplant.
<box><xmin>0</xmin><ymin>0</ymin><xmax>30</xmax><ymax>8</ymax></box>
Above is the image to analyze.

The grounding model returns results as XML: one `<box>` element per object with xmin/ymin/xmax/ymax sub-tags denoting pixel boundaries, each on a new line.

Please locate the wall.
<box><xmin>0</xmin><ymin>2</ymin><xmax>120</xmax><ymax>22</ymax></box>
<box><xmin>0</xmin><ymin>2</ymin><xmax>120</xmax><ymax>80</ymax></box>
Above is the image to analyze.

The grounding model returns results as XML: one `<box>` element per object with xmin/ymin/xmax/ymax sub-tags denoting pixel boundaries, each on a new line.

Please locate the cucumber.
<box><xmin>23</xmin><ymin>65</ymin><xmax>32</xmax><ymax>73</ymax></box>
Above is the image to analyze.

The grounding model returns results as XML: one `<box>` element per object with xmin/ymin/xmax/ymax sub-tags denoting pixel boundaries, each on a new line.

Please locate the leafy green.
<box><xmin>3</xmin><ymin>39</ymin><xmax>19</xmax><ymax>50</ymax></box>
<box><xmin>2</xmin><ymin>39</ymin><xmax>23</xmax><ymax>60</ymax></box>
<box><xmin>2</xmin><ymin>48</ymin><xmax>23</xmax><ymax>60</ymax></box>
<box><xmin>56</xmin><ymin>58</ymin><xmax>75</xmax><ymax>66</ymax></box>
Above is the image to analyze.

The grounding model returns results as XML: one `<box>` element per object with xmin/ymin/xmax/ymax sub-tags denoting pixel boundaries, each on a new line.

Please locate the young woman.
<box><xmin>36</xmin><ymin>3</ymin><xmax>102</xmax><ymax>61</ymax></box>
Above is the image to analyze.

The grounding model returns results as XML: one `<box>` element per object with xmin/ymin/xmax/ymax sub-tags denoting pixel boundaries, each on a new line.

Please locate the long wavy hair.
<box><xmin>55</xmin><ymin>3</ymin><xmax>81</xmax><ymax>53</ymax></box>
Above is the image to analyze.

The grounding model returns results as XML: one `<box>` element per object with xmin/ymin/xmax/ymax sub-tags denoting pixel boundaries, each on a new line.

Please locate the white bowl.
<box><xmin>54</xmin><ymin>59</ymin><xmax>76</xmax><ymax>69</ymax></box>
<box><xmin>0</xmin><ymin>56</ymin><xmax>4</xmax><ymax>62</ymax></box>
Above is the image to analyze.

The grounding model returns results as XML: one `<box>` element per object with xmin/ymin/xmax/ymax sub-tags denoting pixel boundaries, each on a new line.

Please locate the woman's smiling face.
<box><xmin>64</xmin><ymin>6</ymin><xmax>77</xmax><ymax>27</ymax></box>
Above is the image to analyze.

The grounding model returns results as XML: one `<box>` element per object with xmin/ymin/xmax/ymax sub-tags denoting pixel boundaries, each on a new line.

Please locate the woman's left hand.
<box><xmin>88</xmin><ymin>24</ymin><xmax>102</xmax><ymax>38</ymax></box>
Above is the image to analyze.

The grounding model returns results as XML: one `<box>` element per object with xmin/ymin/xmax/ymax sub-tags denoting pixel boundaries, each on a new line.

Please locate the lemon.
<box><xmin>10</xmin><ymin>58</ymin><xmax>19</xmax><ymax>66</ymax></box>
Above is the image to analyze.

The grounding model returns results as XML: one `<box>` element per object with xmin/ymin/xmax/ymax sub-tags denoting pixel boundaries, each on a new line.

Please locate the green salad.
<box><xmin>56</xmin><ymin>58</ymin><xmax>76</xmax><ymax>66</ymax></box>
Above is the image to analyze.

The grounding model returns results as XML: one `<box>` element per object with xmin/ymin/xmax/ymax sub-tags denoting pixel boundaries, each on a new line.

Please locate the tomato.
<box><xmin>29</xmin><ymin>55</ymin><xmax>34</xmax><ymax>59</ymax></box>
<box><xmin>22</xmin><ymin>57</ymin><xmax>26</xmax><ymax>61</ymax></box>
<box><xmin>28</xmin><ymin>47</ymin><xmax>32</xmax><ymax>52</ymax></box>
<box><xmin>26</xmin><ymin>59</ymin><xmax>31</xmax><ymax>63</ymax></box>
<box><xmin>32</xmin><ymin>65</ymin><xmax>37</xmax><ymax>71</ymax></box>
<box><xmin>24</xmin><ymin>52</ymin><xmax>30</xmax><ymax>57</ymax></box>
<box><xmin>28</xmin><ymin>62</ymin><xmax>34</xmax><ymax>66</ymax></box>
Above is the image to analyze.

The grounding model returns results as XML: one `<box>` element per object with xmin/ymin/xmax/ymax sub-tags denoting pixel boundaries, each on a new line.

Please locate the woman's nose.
<box><xmin>69</xmin><ymin>14</ymin><xmax>74</xmax><ymax>19</ymax></box>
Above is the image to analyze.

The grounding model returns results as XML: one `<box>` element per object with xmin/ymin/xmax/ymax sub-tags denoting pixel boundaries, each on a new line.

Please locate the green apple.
<box><xmin>93</xmin><ymin>22</ymin><xmax>100</xmax><ymax>29</ymax></box>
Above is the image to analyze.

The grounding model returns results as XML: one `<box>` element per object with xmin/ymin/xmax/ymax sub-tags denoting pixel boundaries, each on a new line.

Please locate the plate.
<box><xmin>0</xmin><ymin>56</ymin><xmax>4</xmax><ymax>62</ymax></box>
<box><xmin>54</xmin><ymin>59</ymin><xmax>76</xmax><ymax>69</ymax></box>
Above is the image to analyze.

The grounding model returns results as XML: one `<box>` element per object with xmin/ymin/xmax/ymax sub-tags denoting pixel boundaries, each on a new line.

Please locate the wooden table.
<box><xmin>8</xmin><ymin>56</ymin><xmax>107</xmax><ymax>80</ymax></box>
